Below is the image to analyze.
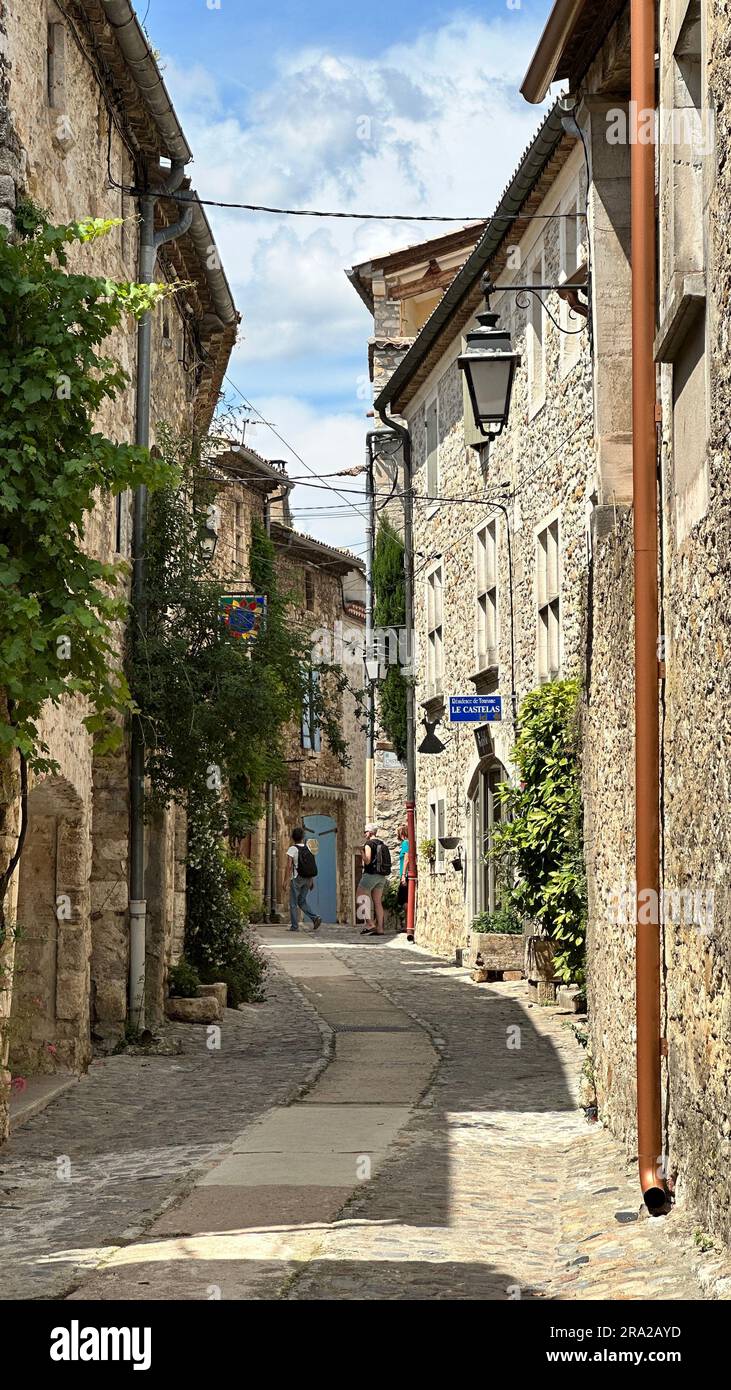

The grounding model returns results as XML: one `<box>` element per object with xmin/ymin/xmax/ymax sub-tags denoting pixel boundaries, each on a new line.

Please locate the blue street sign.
<box><xmin>449</xmin><ymin>695</ymin><xmax>502</xmax><ymax>722</ymax></box>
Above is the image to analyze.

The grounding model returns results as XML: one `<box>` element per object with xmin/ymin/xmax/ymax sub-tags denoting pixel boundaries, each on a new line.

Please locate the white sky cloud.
<box><xmin>163</xmin><ymin>11</ymin><xmax>548</xmax><ymax>549</ymax></box>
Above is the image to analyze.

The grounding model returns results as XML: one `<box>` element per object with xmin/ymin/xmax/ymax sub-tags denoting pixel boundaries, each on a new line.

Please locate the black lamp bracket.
<box><xmin>488</xmin><ymin>273</ymin><xmax>590</xmax><ymax>336</ymax></box>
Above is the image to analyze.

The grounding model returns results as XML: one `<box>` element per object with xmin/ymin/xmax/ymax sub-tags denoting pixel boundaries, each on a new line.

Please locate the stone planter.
<box><xmin>525</xmin><ymin>934</ymin><xmax>560</xmax><ymax>1004</ymax></box>
<box><xmin>165</xmin><ymin>995</ymin><xmax>221</xmax><ymax>1024</ymax></box>
<box><xmin>473</xmin><ymin>932</ymin><xmax>524</xmax><ymax>974</ymax></box>
<box><xmin>198</xmin><ymin>982</ymin><xmax>228</xmax><ymax>1014</ymax></box>
<box><xmin>462</xmin><ymin>932</ymin><xmax>524</xmax><ymax>975</ymax></box>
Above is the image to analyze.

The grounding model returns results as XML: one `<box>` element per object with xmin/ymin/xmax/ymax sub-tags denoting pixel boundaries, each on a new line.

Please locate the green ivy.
<box><xmin>491</xmin><ymin>679</ymin><xmax>586</xmax><ymax>983</ymax></box>
<box><xmin>0</xmin><ymin>207</ymin><xmax>174</xmax><ymax>925</ymax></box>
<box><xmin>373</xmin><ymin>516</ymin><xmax>407</xmax><ymax>761</ymax></box>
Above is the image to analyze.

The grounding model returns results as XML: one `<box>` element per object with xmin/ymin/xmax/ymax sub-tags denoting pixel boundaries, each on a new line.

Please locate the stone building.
<box><xmin>347</xmin><ymin>224</ymin><xmax>484</xmax><ymax>856</ymax></box>
<box><xmin>522</xmin><ymin>0</ymin><xmax>731</xmax><ymax>1240</ymax></box>
<box><xmin>374</xmin><ymin>102</ymin><xmax>594</xmax><ymax>961</ymax></box>
<box><xmin>0</xmin><ymin>0</ymin><xmax>237</xmax><ymax>1136</ymax></box>
<box><xmin>213</xmin><ymin>447</ymin><xmax>367</xmax><ymax>926</ymax></box>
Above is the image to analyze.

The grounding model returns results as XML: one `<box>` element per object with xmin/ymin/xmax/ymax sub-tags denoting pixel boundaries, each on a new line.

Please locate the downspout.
<box><xmin>377</xmin><ymin>408</ymin><xmax>417</xmax><ymax>943</ymax></box>
<box><xmin>129</xmin><ymin>162</ymin><xmax>192</xmax><ymax>1026</ymax></box>
<box><xmin>631</xmin><ymin>0</ymin><xmax>668</xmax><ymax>1213</ymax></box>
<box><xmin>263</xmin><ymin>485</ymin><xmax>289</xmax><ymax>920</ymax></box>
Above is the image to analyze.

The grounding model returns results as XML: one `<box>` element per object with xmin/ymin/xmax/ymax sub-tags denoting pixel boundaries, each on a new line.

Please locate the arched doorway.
<box><xmin>9</xmin><ymin>777</ymin><xmax>90</xmax><ymax>1078</ymax></box>
<box><xmin>303</xmin><ymin>814</ymin><xmax>337</xmax><ymax>923</ymax></box>
<box><xmin>467</xmin><ymin>758</ymin><xmax>508</xmax><ymax>919</ymax></box>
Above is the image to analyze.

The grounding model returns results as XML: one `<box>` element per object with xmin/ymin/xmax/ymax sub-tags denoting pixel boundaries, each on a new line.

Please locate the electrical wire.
<box><xmin>222</xmin><ymin>376</ymin><xmax>369</xmax><ymax>525</ymax></box>
<box><xmin>105</xmin><ymin>175</ymin><xmax>588</xmax><ymax>226</ymax></box>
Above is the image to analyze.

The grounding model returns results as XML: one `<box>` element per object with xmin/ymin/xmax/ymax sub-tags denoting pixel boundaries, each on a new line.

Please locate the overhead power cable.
<box><xmin>108</xmin><ymin>173</ymin><xmax>587</xmax><ymax>225</ymax></box>
<box><xmin>222</xmin><ymin>375</ymin><xmax>368</xmax><ymax>525</ymax></box>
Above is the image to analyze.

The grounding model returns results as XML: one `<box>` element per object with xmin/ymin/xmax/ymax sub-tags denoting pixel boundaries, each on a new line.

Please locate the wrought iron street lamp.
<box><xmin>457</xmin><ymin>273</ymin><xmax>520</xmax><ymax>438</ymax></box>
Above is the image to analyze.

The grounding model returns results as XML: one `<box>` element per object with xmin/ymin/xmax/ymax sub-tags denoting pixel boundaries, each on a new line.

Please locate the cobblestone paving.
<box><xmin>0</xmin><ymin>966</ymin><xmax>324</xmax><ymax>1299</ymax></box>
<box><xmin>2</xmin><ymin>924</ymin><xmax>728</xmax><ymax>1302</ymax></box>
<box><xmin>278</xmin><ymin>930</ymin><xmax>727</xmax><ymax>1302</ymax></box>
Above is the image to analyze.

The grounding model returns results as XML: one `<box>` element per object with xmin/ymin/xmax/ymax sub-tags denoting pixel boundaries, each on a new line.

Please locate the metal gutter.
<box><xmin>520</xmin><ymin>0</ymin><xmax>590</xmax><ymax>104</ymax></box>
<box><xmin>101</xmin><ymin>0</ymin><xmax>192</xmax><ymax>161</ymax></box>
<box><xmin>176</xmin><ymin>191</ymin><xmax>238</xmax><ymax>326</ymax></box>
<box><xmin>374</xmin><ymin>102</ymin><xmax>565</xmax><ymax>417</ymax></box>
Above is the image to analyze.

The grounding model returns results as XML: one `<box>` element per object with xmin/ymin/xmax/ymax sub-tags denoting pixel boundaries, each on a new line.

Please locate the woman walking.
<box><xmin>357</xmin><ymin>823</ymin><xmax>391</xmax><ymax>936</ymax></box>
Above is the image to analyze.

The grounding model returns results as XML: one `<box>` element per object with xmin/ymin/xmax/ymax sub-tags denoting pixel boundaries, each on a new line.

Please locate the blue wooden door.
<box><xmin>303</xmin><ymin>815</ymin><xmax>337</xmax><ymax>922</ymax></box>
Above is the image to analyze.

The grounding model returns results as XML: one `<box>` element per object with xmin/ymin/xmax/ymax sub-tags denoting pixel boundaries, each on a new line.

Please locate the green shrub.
<box><xmin>491</xmin><ymin>679</ymin><xmax>586</xmax><ymax>984</ymax></box>
<box><xmin>185</xmin><ymin>811</ymin><xmax>268</xmax><ymax>1005</ymax></box>
<box><xmin>224</xmin><ymin>853</ymin><xmax>263</xmax><ymax>922</ymax></box>
<box><xmin>382</xmin><ymin>878</ymin><xmax>405</xmax><ymax>921</ymax></box>
<box><xmin>471</xmin><ymin>905</ymin><xmax>523</xmax><ymax>935</ymax></box>
<box><xmin>168</xmin><ymin>959</ymin><xmax>201</xmax><ymax>998</ymax></box>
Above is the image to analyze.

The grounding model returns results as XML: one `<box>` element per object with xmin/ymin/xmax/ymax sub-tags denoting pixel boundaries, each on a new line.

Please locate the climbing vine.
<box><xmin>132</xmin><ymin>425</ymin><xmax>352</xmax><ymax>838</ymax></box>
<box><xmin>490</xmin><ymin>679</ymin><xmax>587</xmax><ymax>984</ymax></box>
<box><xmin>373</xmin><ymin>515</ymin><xmax>408</xmax><ymax>761</ymax></box>
<box><xmin>0</xmin><ymin>206</ymin><xmax>173</xmax><ymax>929</ymax></box>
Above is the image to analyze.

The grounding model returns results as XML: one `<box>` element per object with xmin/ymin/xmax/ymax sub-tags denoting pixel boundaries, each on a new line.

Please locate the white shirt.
<box><xmin>288</xmin><ymin>845</ymin><xmax>303</xmax><ymax>878</ymax></box>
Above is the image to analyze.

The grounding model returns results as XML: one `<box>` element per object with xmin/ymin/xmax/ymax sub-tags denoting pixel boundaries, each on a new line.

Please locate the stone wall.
<box><xmin>0</xmin><ymin>0</ymin><xmax>230</xmax><ymax>1134</ymax></box>
<box><xmin>583</xmin><ymin>504</ymin><xmax>637</xmax><ymax>1146</ymax></box>
<box><xmin>404</xmin><ymin>143</ymin><xmax>594</xmax><ymax>959</ymax></box>
<box><xmin>578</xmin><ymin>0</ymin><xmax>731</xmax><ymax>1244</ymax></box>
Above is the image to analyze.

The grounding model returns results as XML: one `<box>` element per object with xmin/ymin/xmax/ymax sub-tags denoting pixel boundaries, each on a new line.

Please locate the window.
<box><xmin>527</xmin><ymin>247</ymin><xmax>545</xmax><ymax>415</ymax></box>
<box><xmin>47</xmin><ymin>21</ymin><xmax>66</xmax><ymax>109</ymax></box>
<box><xmin>425</xmin><ymin>562</ymin><xmax>444</xmax><ymax>696</ymax></box>
<box><xmin>304</xmin><ymin>568</ymin><xmax>315</xmax><ymax>612</ymax></box>
<box><xmin>469</xmin><ymin>762</ymin><xmax>506</xmax><ymax>916</ymax></box>
<box><xmin>428</xmin><ymin>790</ymin><xmax>446</xmax><ymax>872</ymax></box>
<box><xmin>234</xmin><ymin>501</ymin><xmax>245</xmax><ymax>569</ymax></box>
<box><xmin>475</xmin><ymin>519</ymin><xmax>498</xmax><ymax>670</ymax></box>
<box><xmin>536</xmin><ymin>516</ymin><xmax>561</xmax><ymax>682</ymax></box>
<box><xmin>425</xmin><ymin>393</ymin><xmax>439</xmax><ymax>502</ymax></box>
<box><xmin>301</xmin><ymin>668</ymin><xmax>321</xmax><ymax>751</ymax></box>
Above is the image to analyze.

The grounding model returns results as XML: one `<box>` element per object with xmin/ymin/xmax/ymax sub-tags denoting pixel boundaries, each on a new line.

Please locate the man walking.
<box><xmin>287</xmin><ymin>827</ymin><xmax>322</xmax><ymax>933</ymax></box>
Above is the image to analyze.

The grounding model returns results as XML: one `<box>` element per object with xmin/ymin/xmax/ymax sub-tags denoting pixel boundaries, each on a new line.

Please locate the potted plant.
<box><xmin>419</xmin><ymin>837</ymin><xmax>436</xmax><ymax>871</ymax></box>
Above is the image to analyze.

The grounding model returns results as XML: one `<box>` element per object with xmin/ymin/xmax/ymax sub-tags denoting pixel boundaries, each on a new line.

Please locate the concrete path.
<box><xmin>2</xmin><ymin>924</ymin><xmax>727</xmax><ymax>1300</ymax></box>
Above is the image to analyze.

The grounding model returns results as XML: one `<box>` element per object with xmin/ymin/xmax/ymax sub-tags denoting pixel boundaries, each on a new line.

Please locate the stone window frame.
<box><xmin>474</xmin><ymin>515</ymin><xmax>499</xmax><ymax>673</ymax></box>
<box><xmin>535</xmin><ymin>508</ymin><xmax>562</xmax><ymax>684</ymax></box>
<box><xmin>47</xmin><ymin>9</ymin><xmax>67</xmax><ymax>111</ymax></box>
<box><xmin>304</xmin><ymin>567</ymin><xmax>316</xmax><ymax>612</ymax></box>
<box><xmin>467</xmin><ymin>757</ymin><xmax>507</xmax><ymax>918</ymax></box>
<box><xmin>424</xmin><ymin>557</ymin><xmax>444</xmax><ymax>700</ymax></box>
<box><xmin>558</xmin><ymin>177</ymin><xmax>584</xmax><ymax>379</ymax></box>
<box><xmin>526</xmin><ymin>241</ymin><xmax>546</xmax><ymax>419</ymax></box>
<box><xmin>427</xmin><ymin>786</ymin><xmax>447</xmax><ymax>874</ymax></box>
<box><xmin>301</xmin><ymin>665</ymin><xmax>322</xmax><ymax>752</ymax></box>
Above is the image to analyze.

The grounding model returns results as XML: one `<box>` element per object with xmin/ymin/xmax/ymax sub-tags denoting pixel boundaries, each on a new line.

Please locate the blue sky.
<box><xmin>140</xmin><ymin>0</ymin><xmax>553</xmax><ymax>553</ymax></box>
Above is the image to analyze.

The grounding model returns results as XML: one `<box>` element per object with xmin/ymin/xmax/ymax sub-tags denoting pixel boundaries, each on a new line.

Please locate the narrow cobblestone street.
<box><xmin>1</xmin><ymin>927</ymin><xmax>725</xmax><ymax>1302</ymax></box>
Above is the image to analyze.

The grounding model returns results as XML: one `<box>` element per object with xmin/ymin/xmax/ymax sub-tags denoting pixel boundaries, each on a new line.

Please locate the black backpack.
<box><xmin>297</xmin><ymin>843</ymin><xmax>318</xmax><ymax>878</ymax></box>
<box><xmin>370</xmin><ymin>838</ymin><xmax>392</xmax><ymax>876</ymax></box>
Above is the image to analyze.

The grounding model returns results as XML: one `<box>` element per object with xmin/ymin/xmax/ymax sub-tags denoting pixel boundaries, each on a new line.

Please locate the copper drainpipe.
<box><xmin>631</xmin><ymin>0</ymin><xmax>668</xmax><ymax>1214</ymax></box>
